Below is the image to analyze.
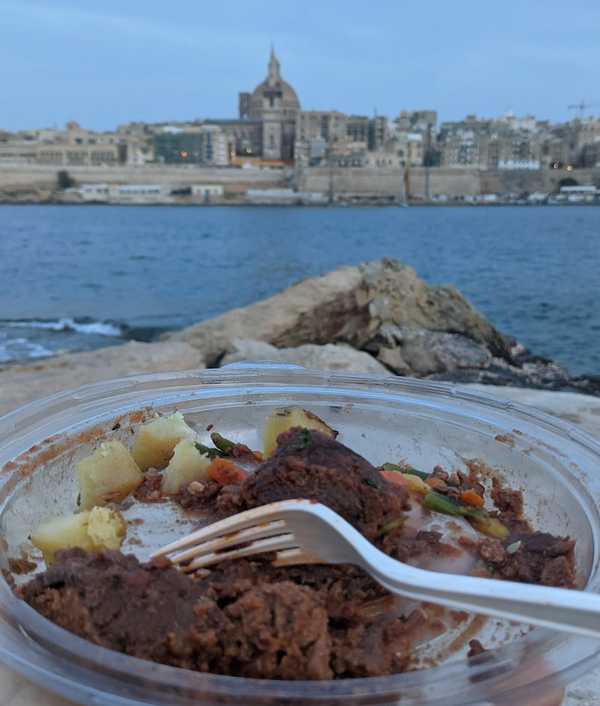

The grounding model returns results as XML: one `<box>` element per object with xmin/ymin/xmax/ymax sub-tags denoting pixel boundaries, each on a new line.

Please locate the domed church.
<box><xmin>238</xmin><ymin>48</ymin><xmax>300</xmax><ymax>161</ymax></box>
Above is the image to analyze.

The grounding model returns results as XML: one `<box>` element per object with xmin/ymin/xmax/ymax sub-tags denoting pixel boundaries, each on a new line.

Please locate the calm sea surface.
<box><xmin>1</xmin><ymin>205</ymin><xmax>599</xmax><ymax>375</ymax></box>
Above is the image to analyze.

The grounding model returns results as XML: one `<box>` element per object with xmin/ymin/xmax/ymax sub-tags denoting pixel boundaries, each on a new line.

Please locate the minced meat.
<box><xmin>241</xmin><ymin>428</ymin><xmax>408</xmax><ymax>540</ymax></box>
<box><xmin>20</xmin><ymin>548</ymin><xmax>410</xmax><ymax>679</ymax></box>
<box><xmin>478</xmin><ymin>533</ymin><xmax>575</xmax><ymax>587</ymax></box>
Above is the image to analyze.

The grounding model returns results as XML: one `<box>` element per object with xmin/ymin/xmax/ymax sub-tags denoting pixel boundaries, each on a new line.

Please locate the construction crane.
<box><xmin>567</xmin><ymin>101</ymin><xmax>598</xmax><ymax>119</ymax></box>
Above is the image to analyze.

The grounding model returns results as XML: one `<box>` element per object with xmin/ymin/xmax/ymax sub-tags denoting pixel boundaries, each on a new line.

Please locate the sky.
<box><xmin>2</xmin><ymin>0</ymin><xmax>599</xmax><ymax>131</ymax></box>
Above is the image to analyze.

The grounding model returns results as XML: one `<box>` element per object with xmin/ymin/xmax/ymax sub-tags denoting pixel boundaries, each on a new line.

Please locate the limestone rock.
<box><xmin>165</xmin><ymin>265</ymin><xmax>368</xmax><ymax>365</ymax></box>
<box><xmin>0</xmin><ymin>341</ymin><xmax>203</xmax><ymax>417</ymax></box>
<box><xmin>166</xmin><ymin>258</ymin><xmax>510</xmax><ymax>365</ymax></box>
<box><xmin>221</xmin><ymin>338</ymin><xmax>390</xmax><ymax>375</ymax></box>
<box><xmin>374</xmin><ymin>326</ymin><xmax>492</xmax><ymax>376</ymax></box>
<box><xmin>430</xmin><ymin>355</ymin><xmax>575</xmax><ymax>392</ymax></box>
<box><xmin>360</xmin><ymin>259</ymin><xmax>509</xmax><ymax>357</ymax></box>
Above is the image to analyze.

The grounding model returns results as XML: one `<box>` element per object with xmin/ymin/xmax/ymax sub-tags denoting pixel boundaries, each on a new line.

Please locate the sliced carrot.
<box><xmin>380</xmin><ymin>470</ymin><xmax>408</xmax><ymax>487</ymax></box>
<box><xmin>208</xmin><ymin>458</ymin><xmax>248</xmax><ymax>486</ymax></box>
<box><xmin>461</xmin><ymin>489</ymin><xmax>485</xmax><ymax>508</ymax></box>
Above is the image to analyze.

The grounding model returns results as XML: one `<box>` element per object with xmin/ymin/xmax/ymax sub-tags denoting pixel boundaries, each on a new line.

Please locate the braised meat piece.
<box><xmin>240</xmin><ymin>428</ymin><xmax>408</xmax><ymax>540</ymax></box>
<box><xmin>21</xmin><ymin>549</ymin><xmax>414</xmax><ymax>679</ymax></box>
<box><xmin>20</xmin><ymin>549</ymin><xmax>333</xmax><ymax>680</ymax></box>
<box><xmin>478</xmin><ymin>532</ymin><xmax>576</xmax><ymax>588</ymax></box>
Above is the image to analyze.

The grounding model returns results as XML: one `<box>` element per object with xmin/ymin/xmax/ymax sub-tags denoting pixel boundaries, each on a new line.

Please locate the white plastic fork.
<box><xmin>151</xmin><ymin>498</ymin><xmax>600</xmax><ymax>639</ymax></box>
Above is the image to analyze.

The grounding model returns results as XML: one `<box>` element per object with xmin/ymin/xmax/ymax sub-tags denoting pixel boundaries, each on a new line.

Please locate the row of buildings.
<box><xmin>1</xmin><ymin>49</ymin><xmax>599</xmax><ymax>171</ymax></box>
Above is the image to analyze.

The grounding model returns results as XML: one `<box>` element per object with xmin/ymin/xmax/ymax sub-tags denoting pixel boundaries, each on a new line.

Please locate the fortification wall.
<box><xmin>0</xmin><ymin>164</ymin><xmax>288</xmax><ymax>190</ymax></box>
<box><xmin>481</xmin><ymin>168</ymin><xmax>600</xmax><ymax>194</ymax></box>
<box><xmin>299</xmin><ymin>167</ymin><xmax>405</xmax><ymax>198</ymax></box>
<box><xmin>406</xmin><ymin>168</ymin><xmax>481</xmax><ymax>198</ymax></box>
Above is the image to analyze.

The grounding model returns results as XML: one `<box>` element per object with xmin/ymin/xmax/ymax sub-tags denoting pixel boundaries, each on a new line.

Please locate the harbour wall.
<box><xmin>1</xmin><ymin>164</ymin><xmax>599</xmax><ymax>202</ymax></box>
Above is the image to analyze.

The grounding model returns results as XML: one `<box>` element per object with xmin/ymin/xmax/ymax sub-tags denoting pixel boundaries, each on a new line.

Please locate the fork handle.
<box><xmin>369</xmin><ymin>555</ymin><xmax>600</xmax><ymax>639</ymax></box>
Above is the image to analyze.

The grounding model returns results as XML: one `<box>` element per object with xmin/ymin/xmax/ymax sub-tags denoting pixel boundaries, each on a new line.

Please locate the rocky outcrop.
<box><xmin>0</xmin><ymin>258</ymin><xmax>597</xmax><ymax>418</ymax></box>
<box><xmin>165</xmin><ymin>257</ymin><xmax>597</xmax><ymax>395</ymax></box>
<box><xmin>221</xmin><ymin>339</ymin><xmax>390</xmax><ymax>375</ymax></box>
<box><xmin>372</xmin><ymin>326</ymin><xmax>493</xmax><ymax>376</ymax></box>
<box><xmin>166</xmin><ymin>258</ymin><xmax>510</xmax><ymax>365</ymax></box>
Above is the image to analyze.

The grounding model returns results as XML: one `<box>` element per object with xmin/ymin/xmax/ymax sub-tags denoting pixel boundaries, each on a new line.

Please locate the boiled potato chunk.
<box><xmin>161</xmin><ymin>438</ymin><xmax>211</xmax><ymax>495</ymax></box>
<box><xmin>131</xmin><ymin>412</ymin><xmax>197</xmax><ymax>471</ymax></box>
<box><xmin>31</xmin><ymin>506</ymin><xmax>126</xmax><ymax>565</ymax></box>
<box><xmin>77</xmin><ymin>441</ymin><xmax>143</xmax><ymax>510</ymax></box>
<box><xmin>263</xmin><ymin>407</ymin><xmax>337</xmax><ymax>457</ymax></box>
<box><xmin>87</xmin><ymin>506</ymin><xmax>127</xmax><ymax>549</ymax></box>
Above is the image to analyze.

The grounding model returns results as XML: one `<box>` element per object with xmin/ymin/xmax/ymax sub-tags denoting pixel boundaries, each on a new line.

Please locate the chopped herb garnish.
<box><xmin>297</xmin><ymin>429</ymin><xmax>313</xmax><ymax>449</ymax></box>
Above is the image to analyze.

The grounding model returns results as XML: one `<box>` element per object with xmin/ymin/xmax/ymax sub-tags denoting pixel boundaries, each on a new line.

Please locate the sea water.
<box><xmin>1</xmin><ymin>204</ymin><xmax>598</xmax><ymax>375</ymax></box>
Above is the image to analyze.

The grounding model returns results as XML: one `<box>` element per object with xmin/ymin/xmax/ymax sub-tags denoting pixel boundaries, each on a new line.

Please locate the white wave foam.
<box><xmin>0</xmin><ymin>337</ymin><xmax>53</xmax><ymax>363</ymax></box>
<box><xmin>2</xmin><ymin>318</ymin><xmax>122</xmax><ymax>337</ymax></box>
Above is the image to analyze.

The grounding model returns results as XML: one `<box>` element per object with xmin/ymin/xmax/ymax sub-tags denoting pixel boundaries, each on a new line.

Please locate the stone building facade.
<box><xmin>239</xmin><ymin>48</ymin><xmax>300</xmax><ymax>161</ymax></box>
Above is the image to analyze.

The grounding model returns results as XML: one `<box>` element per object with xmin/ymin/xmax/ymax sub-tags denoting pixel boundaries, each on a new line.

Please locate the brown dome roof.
<box><xmin>249</xmin><ymin>49</ymin><xmax>300</xmax><ymax>114</ymax></box>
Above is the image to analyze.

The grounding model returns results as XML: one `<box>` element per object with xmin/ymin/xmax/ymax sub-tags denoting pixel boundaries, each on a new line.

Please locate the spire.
<box><xmin>267</xmin><ymin>45</ymin><xmax>281</xmax><ymax>84</ymax></box>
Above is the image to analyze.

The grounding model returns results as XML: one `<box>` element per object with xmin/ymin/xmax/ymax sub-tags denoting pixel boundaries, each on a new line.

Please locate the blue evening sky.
<box><xmin>2</xmin><ymin>0</ymin><xmax>599</xmax><ymax>131</ymax></box>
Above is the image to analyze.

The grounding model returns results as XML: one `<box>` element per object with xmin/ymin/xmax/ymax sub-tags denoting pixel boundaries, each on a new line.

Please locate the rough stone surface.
<box><xmin>375</xmin><ymin>326</ymin><xmax>493</xmax><ymax>375</ymax></box>
<box><xmin>0</xmin><ymin>341</ymin><xmax>202</xmax><ymax>417</ymax></box>
<box><xmin>221</xmin><ymin>338</ymin><xmax>390</xmax><ymax>375</ymax></box>
<box><xmin>163</xmin><ymin>258</ymin><xmax>598</xmax><ymax>394</ymax></box>
<box><xmin>164</xmin><ymin>264</ymin><xmax>368</xmax><ymax>364</ymax></box>
<box><xmin>165</xmin><ymin>258</ymin><xmax>510</xmax><ymax>366</ymax></box>
<box><xmin>450</xmin><ymin>360</ymin><xmax>600</xmax><ymax>397</ymax></box>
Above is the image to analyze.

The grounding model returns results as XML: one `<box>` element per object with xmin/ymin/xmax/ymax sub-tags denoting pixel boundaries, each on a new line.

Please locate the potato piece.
<box><xmin>263</xmin><ymin>407</ymin><xmax>337</xmax><ymax>457</ymax></box>
<box><xmin>31</xmin><ymin>507</ymin><xmax>126</xmax><ymax>565</ymax></box>
<box><xmin>131</xmin><ymin>412</ymin><xmax>197</xmax><ymax>471</ymax></box>
<box><xmin>161</xmin><ymin>438</ymin><xmax>211</xmax><ymax>495</ymax></box>
<box><xmin>86</xmin><ymin>506</ymin><xmax>127</xmax><ymax>550</ymax></box>
<box><xmin>77</xmin><ymin>441</ymin><xmax>143</xmax><ymax>510</ymax></box>
<box><xmin>31</xmin><ymin>513</ymin><xmax>92</xmax><ymax>564</ymax></box>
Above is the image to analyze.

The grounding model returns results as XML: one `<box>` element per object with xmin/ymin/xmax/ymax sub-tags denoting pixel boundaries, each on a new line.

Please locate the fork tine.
<box><xmin>182</xmin><ymin>533</ymin><xmax>298</xmax><ymax>571</ymax></box>
<box><xmin>150</xmin><ymin>504</ymin><xmax>290</xmax><ymax>559</ymax></box>
<box><xmin>170</xmin><ymin>520</ymin><xmax>287</xmax><ymax>564</ymax></box>
<box><xmin>271</xmin><ymin>548</ymin><xmax>324</xmax><ymax>567</ymax></box>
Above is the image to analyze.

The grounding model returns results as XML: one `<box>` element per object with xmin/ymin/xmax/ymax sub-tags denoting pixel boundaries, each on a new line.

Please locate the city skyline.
<box><xmin>3</xmin><ymin>0</ymin><xmax>599</xmax><ymax>132</ymax></box>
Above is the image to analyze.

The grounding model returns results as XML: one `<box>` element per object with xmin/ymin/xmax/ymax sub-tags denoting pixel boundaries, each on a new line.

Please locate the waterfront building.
<box><xmin>395</xmin><ymin>110</ymin><xmax>438</xmax><ymax>135</ymax></box>
<box><xmin>210</xmin><ymin>120</ymin><xmax>262</xmax><ymax>162</ymax></box>
<box><xmin>0</xmin><ymin>122</ymin><xmax>123</xmax><ymax>166</ymax></box>
<box><xmin>153</xmin><ymin>125</ymin><xmax>229</xmax><ymax>166</ymax></box>
<box><xmin>296</xmin><ymin>111</ymin><xmax>347</xmax><ymax>144</ymax></box>
<box><xmin>238</xmin><ymin>48</ymin><xmax>300</xmax><ymax>161</ymax></box>
<box><xmin>346</xmin><ymin>115</ymin><xmax>369</xmax><ymax>144</ymax></box>
<box><xmin>191</xmin><ymin>184</ymin><xmax>224</xmax><ymax>200</ymax></box>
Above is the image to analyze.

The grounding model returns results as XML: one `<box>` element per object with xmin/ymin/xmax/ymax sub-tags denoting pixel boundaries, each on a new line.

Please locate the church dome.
<box><xmin>248</xmin><ymin>49</ymin><xmax>300</xmax><ymax>117</ymax></box>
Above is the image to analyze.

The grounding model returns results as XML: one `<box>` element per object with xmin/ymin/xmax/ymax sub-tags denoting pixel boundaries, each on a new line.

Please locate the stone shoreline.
<box><xmin>1</xmin><ymin>258</ymin><xmax>598</xmax><ymax>416</ymax></box>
